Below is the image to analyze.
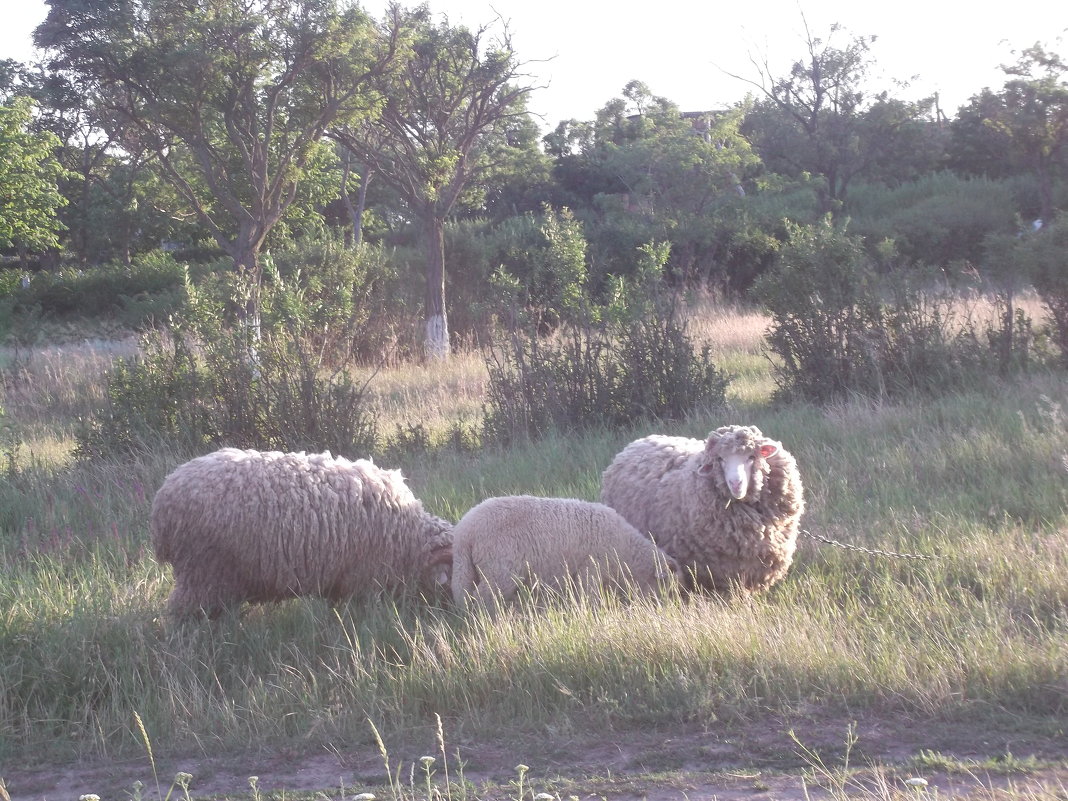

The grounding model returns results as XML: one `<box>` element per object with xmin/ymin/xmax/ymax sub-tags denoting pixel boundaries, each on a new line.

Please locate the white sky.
<box><xmin>3</xmin><ymin>1</ymin><xmax>1065</xmax><ymax>131</ymax></box>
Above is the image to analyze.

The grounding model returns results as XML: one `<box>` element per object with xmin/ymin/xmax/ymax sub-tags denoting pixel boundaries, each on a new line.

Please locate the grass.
<box><xmin>1</xmin><ymin>300</ymin><xmax>1066</xmax><ymax>798</ymax></box>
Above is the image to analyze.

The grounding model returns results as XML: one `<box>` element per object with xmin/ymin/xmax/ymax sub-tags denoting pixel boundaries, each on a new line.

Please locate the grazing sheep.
<box><xmin>451</xmin><ymin>495</ymin><xmax>680</xmax><ymax>611</ymax></box>
<box><xmin>151</xmin><ymin>448</ymin><xmax>453</xmax><ymax>619</ymax></box>
<box><xmin>600</xmin><ymin>425</ymin><xmax>804</xmax><ymax>594</ymax></box>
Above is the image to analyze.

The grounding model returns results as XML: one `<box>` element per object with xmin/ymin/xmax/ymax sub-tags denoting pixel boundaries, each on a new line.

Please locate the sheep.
<box><xmin>450</xmin><ymin>495</ymin><xmax>681</xmax><ymax>611</ymax></box>
<box><xmin>600</xmin><ymin>425</ymin><xmax>804</xmax><ymax>595</ymax></box>
<box><xmin>151</xmin><ymin>447</ymin><xmax>453</xmax><ymax>619</ymax></box>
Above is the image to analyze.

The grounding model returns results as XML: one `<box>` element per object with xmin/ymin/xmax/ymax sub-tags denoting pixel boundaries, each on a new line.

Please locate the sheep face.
<box><xmin>423</xmin><ymin>542</ymin><xmax>453</xmax><ymax>590</ymax></box>
<box><xmin>698</xmin><ymin>426</ymin><xmax>779</xmax><ymax>501</ymax></box>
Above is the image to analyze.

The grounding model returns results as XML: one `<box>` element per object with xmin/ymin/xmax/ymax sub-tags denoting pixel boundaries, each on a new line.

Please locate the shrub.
<box><xmin>1015</xmin><ymin>213</ymin><xmax>1068</xmax><ymax>366</ymax></box>
<box><xmin>751</xmin><ymin>219</ymin><xmax>884</xmax><ymax>402</ymax></box>
<box><xmin>848</xmin><ymin>173</ymin><xmax>1018</xmax><ymax>267</ymax></box>
<box><xmin>74</xmin><ymin>236</ymin><xmax>390</xmax><ymax>459</ymax></box>
<box><xmin>751</xmin><ymin>219</ymin><xmax>993</xmax><ymax>403</ymax></box>
<box><xmin>482</xmin><ymin>241</ymin><xmax>729</xmax><ymax>444</ymax></box>
<box><xmin>14</xmin><ymin>252</ymin><xmax>190</xmax><ymax>324</ymax></box>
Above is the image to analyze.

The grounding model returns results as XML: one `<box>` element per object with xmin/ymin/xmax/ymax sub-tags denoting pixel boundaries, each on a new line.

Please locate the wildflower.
<box><xmin>535</xmin><ymin>793</ymin><xmax>556</xmax><ymax>801</ymax></box>
<box><xmin>174</xmin><ymin>773</ymin><xmax>193</xmax><ymax>790</ymax></box>
<box><xmin>353</xmin><ymin>793</ymin><xmax>377</xmax><ymax>801</ymax></box>
<box><xmin>906</xmin><ymin>778</ymin><xmax>930</xmax><ymax>788</ymax></box>
<box><xmin>79</xmin><ymin>795</ymin><xmax>101</xmax><ymax>801</ymax></box>
<box><xmin>248</xmin><ymin>777</ymin><xmax>260</xmax><ymax>788</ymax></box>
<box><xmin>515</xmin><ymin>764</ymin><xmax>529</xmax><ymax>774</ymax></box>
<box><xmin>420</xmin><ymin>756</ymin><xmax>436</xmax><ymax>767</ymax></box>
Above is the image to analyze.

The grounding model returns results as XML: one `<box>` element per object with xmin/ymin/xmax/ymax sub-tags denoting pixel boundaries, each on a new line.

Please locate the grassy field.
<box><xmin>0</xmin><ymin>298</ymin><xmax>1066</xmax><ymax>799</ymax></box>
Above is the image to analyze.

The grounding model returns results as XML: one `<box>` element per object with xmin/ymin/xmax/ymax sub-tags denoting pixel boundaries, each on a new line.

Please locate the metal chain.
<box><xmin>799</xmin><ymin>529</ymin><xmax>940</xmax><ymax>560</ymax></box>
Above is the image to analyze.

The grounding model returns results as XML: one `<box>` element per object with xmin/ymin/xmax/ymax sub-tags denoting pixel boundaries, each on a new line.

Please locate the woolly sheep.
<box><xmin>600</xmin><ymin>425</ymin><xmax>805</xmax><ymax>595</ymax></box>
<box><xmin>151</xmin><ymin>448</ymin><xmax>453</xmax><ymax>618</ymax></box>
<box><xmin>451</xmin><ymin>495</ymin><xmax>680</xmax><ymax>611</ymax></box>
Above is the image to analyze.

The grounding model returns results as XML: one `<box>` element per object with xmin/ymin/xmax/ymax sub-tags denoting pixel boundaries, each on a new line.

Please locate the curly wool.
<box><xmin>451</xmin><ymin>495</ymin><xmax>679</xmax><ymax>610</ymax></box>
<box><xmin>151</xmin><ymin>448</ymin><xmax>453</xmax><ymax>618</ymax></box>
<box><xmin>599</xmin><ymin>425</ymin><xmax>805</xmax><ymax>594</ymax></box>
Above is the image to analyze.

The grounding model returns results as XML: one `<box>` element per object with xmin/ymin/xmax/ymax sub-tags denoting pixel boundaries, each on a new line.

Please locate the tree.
<box><xmin>36</xmin><ymin>0</ymin><xmax>396</xmax><ymax>317</ymax></box>
<box><xmin>543</xmin><ymin>82</ymin><xmax>761</xmax><ymax>288</ymax></box>
<box><xmin>730</xmin><ymin>21</ymin><xmax>933</xmax><ymax>216</ymax></box>
<box><xmin>0</xmin><ymin>95</ymin><xmax>68</xmax><ymax>256</ymax></box>
<box><xmin>947</xmin><ymin>89</ymin><xmax>1016</xmax><ymax>179</ymax></box>
<box><xmin>989</xmin><ymin>43</ymin><xmax>1068</xmax><ymax>224</ymax></box>
<box><xmin>330</xmin><ymin>3</ymin><xmax>538</xmax><ymax>359</ymax></box>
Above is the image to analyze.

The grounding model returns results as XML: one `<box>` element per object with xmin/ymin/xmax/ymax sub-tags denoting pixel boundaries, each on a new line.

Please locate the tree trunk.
<box><xmin>1036</xmin><ymin>162</ymin><xmax>1054</xmax><ymax>227</ymax></box>
<box><xmin>340</xmin><ymin>150</ymin><xmax>372</xmax><ymax>247</ymax></box>
<box><xmin>423</xmin><ymin>214</ymin><xmax>450</xmax><ymax>360</ymax></box>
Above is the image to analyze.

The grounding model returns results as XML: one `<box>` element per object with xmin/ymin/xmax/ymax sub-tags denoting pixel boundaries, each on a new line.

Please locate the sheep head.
<box><xmin>419</xmin><ymin>517</ymin><xmax>454</xmax><ymax>592</ymax></box>
<box><xmin>697</xmin><ymin>425</ymin><xmax>780</xmax><ymax>501</ymax></box>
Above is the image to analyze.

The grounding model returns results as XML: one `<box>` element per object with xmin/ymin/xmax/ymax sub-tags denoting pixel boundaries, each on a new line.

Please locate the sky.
<box><xmin>3</xmin><ymin>1</ymin><xmax>1065</xmax><ymax>132</ymax></box>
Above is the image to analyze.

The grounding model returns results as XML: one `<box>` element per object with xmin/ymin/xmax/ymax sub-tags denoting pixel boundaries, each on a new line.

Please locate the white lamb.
<box><xmin>451</xmin><ymin>494</ymin><xmax>680</xmax><ymax>611</ymax></box>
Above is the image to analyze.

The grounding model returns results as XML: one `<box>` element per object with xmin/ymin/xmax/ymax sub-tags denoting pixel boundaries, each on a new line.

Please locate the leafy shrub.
<box><xmin>848</xmin><ymin>173</ymin><xmax>1018</xmax><ymax>267</ymax></box>
<box><xmin>751</xmin><ymin>219</ymin><xmax>884</xmax><ymax>402</ymax></box>
<box><xmin>751</xmin><ymin>219</ymin><xmax>993</xmax><ymax>403</ymax></box>
<box><xmin>482</xmin><ymin>242</ymin><xmax>729</xmax><ymax>444</ymax></box>
<box><xmin>266</xmin><ymin>232</ymin><xmax>418</xmax><ymax>364</ymax></box>
<box><xmin>1015</xmin><ymin>213</ymin><xmax>1068</xmax><ymax>366</ymax></box>
<box><xmin>445</xmin><ymin>207</ymin><xmax>590</xmax><ymax>344</ymax></box>
<box><xmin>74</xmin><ymin>236</ymin><xmax>392</xmax><ymax>459</ymax></box>
<box><xmin>15</xmin><ymin>252</ymin><xmax>190</xmax><ymax>324</ymax></box>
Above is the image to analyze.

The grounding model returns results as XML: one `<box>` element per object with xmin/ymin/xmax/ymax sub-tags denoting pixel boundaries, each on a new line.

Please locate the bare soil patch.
<box><xmin>6</xmin><ymin>712</ymin><xmax>1067</xmax><ymax>800</ymax></box>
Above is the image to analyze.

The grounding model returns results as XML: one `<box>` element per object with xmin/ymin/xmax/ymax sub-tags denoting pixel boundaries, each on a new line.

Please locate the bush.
<box><xmin>1015</xmin><ymin>213</ymin><xmax>1068</xmax><ymax>366</ymax></box>
<box><xmin>74</xmin><ymin>235</ymin><xmax>392</xmax><ymax>459</ymax></box>
<box><xmin>751</xmin><ymin>219</ymin><xmax>993</xmax><ymax>403</ymax></box>
<box><xmin>14</xmin><ymin>252</ymin><xmax>190</xmax><ymax>324</ymax></box>
<box><xmin>482</xmin><ymin>242</ymin><xmax>729</xmax><ymax>444</ymax></box>
<box><xmin>848</xmin><ymin>173</ymin><xmax>1018</xmax><ymax>267</ymax></box>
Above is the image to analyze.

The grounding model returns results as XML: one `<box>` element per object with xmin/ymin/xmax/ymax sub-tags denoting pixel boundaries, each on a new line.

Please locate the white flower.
<box><xmin>79</xmin><ymin>795</ymin><xmax>101</xmax><ymax>801</ymax></box>
<box><xmin>353</xmin><ymin>793</ymin><xmax>377</xmax><ymax>801</ymax></box>
<box><xmin>535</xmin><ymin>793</ymin><xmax>556</xmax><ymax>801</ymax></box>
<box><xmin>420</xmin><ymin>755</ymin><xmax>436</xmax><ymax>766</ymax></box>
<box><xmin>906</xmin><ymin>778</ymin><xmax>930</xmax><ymax>788</ymax></box>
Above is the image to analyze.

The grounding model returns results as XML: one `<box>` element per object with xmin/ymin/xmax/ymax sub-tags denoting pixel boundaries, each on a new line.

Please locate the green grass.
<box><xmin>1</xmin><ymin>304</ymin><xmax>1067</xmax><ymax>798</ymax></box>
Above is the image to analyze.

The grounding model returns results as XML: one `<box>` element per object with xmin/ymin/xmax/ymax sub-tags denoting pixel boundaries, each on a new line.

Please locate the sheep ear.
<box><xmin>697</xmin><ymin>461</ymin><xmax>716</xmax><ymax>476</ymax></box>
<box><xmin>759</xmin><ymin>442</ymin><xmax>780</xmax><ymax>459</ymax></box>
<box><xmin>431</xmin><ymin>544</ymin><xmax>453</xmax><ymax>566</ymax></box>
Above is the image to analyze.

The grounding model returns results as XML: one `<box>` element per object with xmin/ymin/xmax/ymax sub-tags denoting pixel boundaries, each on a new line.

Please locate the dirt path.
<box><xmin>5</xmin><ymin>714</ymin><xmax>1067</xmax><ymax>800</ymax></box>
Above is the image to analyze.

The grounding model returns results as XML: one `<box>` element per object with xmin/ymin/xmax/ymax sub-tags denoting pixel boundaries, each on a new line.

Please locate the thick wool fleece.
<box><xmin>151</xmin><ymin>448</ymin><xmax>452</xmax><ymax>618</ymax></box>
<box><xmin>600</xmin><ymin>425</ymin><xmax>805</xmax><ymax>594</ymax></box>
<box><xmin>450</xmin><ymin>495</ymin><xmax>678</xmax><ymax>610</ymax></box>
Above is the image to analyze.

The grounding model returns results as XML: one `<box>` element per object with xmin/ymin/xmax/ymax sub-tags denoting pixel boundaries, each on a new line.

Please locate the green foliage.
<box><xmin>491</xmin><ymin>205</ymin><xmax>589</xmax><ymax>332</ymax></box>
<box><xmin>752</xmin><ymin>219</ymin><xmax>992</xmax><ymax>403</ymax></box>
<box><xmin>73</xmin><ymin>237</ymin><xmax>396</xmax><ymax>459</ymax></box>
<box><xmin>37</xmin><ymin>0</ymin><xmax>386</xmax><ymax>296</ymax></box>
<box><xmin>482</xmin><ymin>242</ymin><xmax>728</xmax><ymax>444</ymax></box>
<box><xmin>548</xmin><ymin>85</ymin><xmax>762</xmax><ymax>290</ymax></box>
<box><xmin>8</xmin><ymin>252</ymin><xmax>191</xmax><ymax>327</ymax></box>
<box><xmin>738</xmin><ymin>25</ymin><xmax>937</xmax><ymax>217</ymax></box>
<box><xmin>0</xmin><ymin>96</ymin><xmax>69</xmax><ymax>252</ymax></box>
<box><xmin>1014</xmin><ymin>213</ymin><xmax>1068</xmax><ymax>365</ymax></box>
<box><xmin>266</xmin><ymin>233</ymin><xmax>418</xmax><ymax>363</ymax></box>
<box><xmin>847</xmin><ymin>173</ymin><xmax>1019</xmax><ymax>267</ymax></box>
<box><xmin>444</xmin><ymin>207</ymin><xmax>590</xmax><ymax>343</ymax></box>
